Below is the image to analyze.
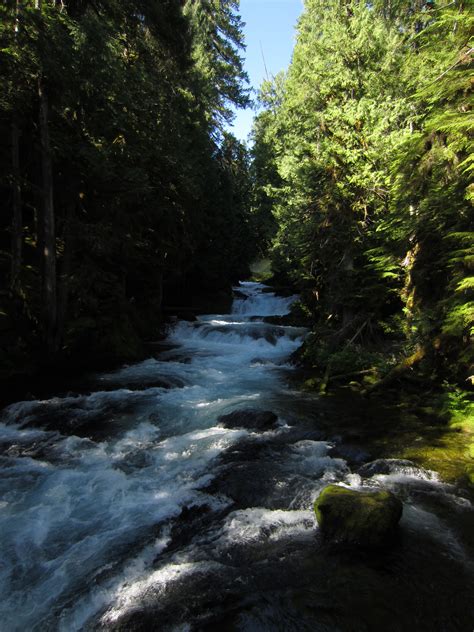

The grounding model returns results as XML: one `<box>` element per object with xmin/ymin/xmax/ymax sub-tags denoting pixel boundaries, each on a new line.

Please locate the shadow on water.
<box><xmin>292</xmin><ymin>386</ymin><xmax>474</xmax><ymax>490</ymax></box>
<box><xmin>101</xmin><ymin>504</ymin><xmax>474</xmax><ymax>632</ymax></box>
<box><xmin>100</xmin><ymin>388</ymin><xmax>474</xmax><ymax>631</ymax></box>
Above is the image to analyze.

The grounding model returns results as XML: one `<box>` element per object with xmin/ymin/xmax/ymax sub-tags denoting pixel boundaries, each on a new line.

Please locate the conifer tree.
<box><xmin>251</xmin><ymin>0</ymin><xmax>472</xmax><ymax>386</ymax></box>
<box><xmin>0</xmin><ymin>0</ymin><xmax>256</xmax><ymax>373</ymax></box>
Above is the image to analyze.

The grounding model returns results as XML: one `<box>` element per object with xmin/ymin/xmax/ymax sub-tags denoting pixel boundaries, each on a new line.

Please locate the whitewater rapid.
<box><xmin>0</xmin><ymin>283</ymin><xmax>303</xmax><ymax>629</ymax></box>
<box><xmin>0</xmin><ymin>282</ymin><xmax>472</xmax><ymax>631</ymax></box>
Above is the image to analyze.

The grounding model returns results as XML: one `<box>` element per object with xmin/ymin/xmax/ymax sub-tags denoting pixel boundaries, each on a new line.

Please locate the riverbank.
<box><xmin>0</xmin><ymin>287</ymin><xmax>236</xmax><ymax>408</ymax></box>
<box><xmin>265</xmin><ymin>284</ymin><xmax>474</xmax><ymax>490</ymax></box>
<box><xmin>292</xmin><ymin>377</ymin><xmax>474</xmax><ymax>490</ymax></box>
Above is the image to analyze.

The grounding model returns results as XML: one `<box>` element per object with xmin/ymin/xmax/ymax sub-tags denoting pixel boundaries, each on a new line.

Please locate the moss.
<box><xmin>467</xmin><ymin>467</ymin><xmax>474</xmax><ymax>486</ymax></box>
<box><xmin>399</xmin><ymin>387</ymin><xmax>474</xmax><ymax>487</ymax></box>
<box><xmin>294</xmin><ymin>368</ymin><xmax>474</xmax><ymax>487</ymax></box>
<box><xmin>314</xmin><ymin>484</ymin><xmax>403</xmax><ymax>547</ymax></box>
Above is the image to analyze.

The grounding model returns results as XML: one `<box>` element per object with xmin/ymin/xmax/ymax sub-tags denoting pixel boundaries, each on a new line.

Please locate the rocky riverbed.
<box><xmin>0</xmin><ymin>282</ymin><xmax>472</xmax><ymax>631</ymax></box>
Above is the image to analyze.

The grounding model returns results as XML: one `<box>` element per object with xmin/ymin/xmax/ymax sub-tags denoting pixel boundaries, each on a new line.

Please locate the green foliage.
<box><xmin>302</xmin><ymin>333</ymin><xmax>391</xmax><ymax>378</ymax></box>
<box><xmin>251</xmin><ymin>0</ymin><xmax>473</xmax><ymax>387</ymax></box>
<box><xmin>253</xmin><ymin>0</ymin><xmax>412</xmax><ymax>322</ymax></box>
<box><xmin>391</xmin><ymin>2</ymin><xmax>473</xmax><ymax>378</ymax></box>
<box><xmin>184</xmin><ymin>0</ymin><xmax>250</xmax><ymax>133</ymax></box>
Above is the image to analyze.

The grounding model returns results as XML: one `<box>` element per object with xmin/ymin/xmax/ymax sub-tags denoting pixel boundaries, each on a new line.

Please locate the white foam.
<box><xmin>0</xmin><ymin>281</ymin><xmax>309</xmax><ymax>630</ymax></box>
<box><xmin>97</xmin><ymin>506</ymin><xmax>316</xmax><ymax>626</ymax></box>
<box><xmin>216</xmin><ymin>507</ymin><xmax>315</xmax><ymax>544</ymax></box>
<box><xmin>290</xmin><ymin>440</ymin><xmax>349</xmax><ymax>479</ymax></box>
<box><xmin>372</xmin><ymin>468</ymin><xmax>440</xmax><ymax>485</ymax></box>
<box><xmin>0</xmin><ymin>422</ymin><xmax>244</xmax><ymax>631</ymax></box>
<box><xmin>58</xmin><ymin>530</ymin><xmax>172</xmax><ymax>632</ymax></box>
<box><xmin>232</xmin><ymin>282</ymin><xmax>298</xmax><ymax>317</ymax></box>
<box><xmin>100</xmin><ymin>560</ymin><xmax>224</xmax><ymax>626</ymax></box>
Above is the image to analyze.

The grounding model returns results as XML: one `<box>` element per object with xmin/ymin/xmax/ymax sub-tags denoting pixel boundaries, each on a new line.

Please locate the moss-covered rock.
<box><xmin>314</xmin><ymin>485</ymin><xmax>403</xmax><ymax>547</ymax></box>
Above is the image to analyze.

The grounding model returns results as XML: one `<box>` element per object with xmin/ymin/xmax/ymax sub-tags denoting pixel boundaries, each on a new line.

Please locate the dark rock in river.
<box><xmin>218</xmin><ymin>408</ymin><xmax>278</xmax><ymax>430</ymax></box>
<box><xmin>233</xmin><ymin>289</ymin><xmax>248</xmax><ymax>300</ymax></box>
<box><xmin>314</xmin><ymin>484</ymin><xmax>403</xmax><ymax>548</ymax></box>
<box><xmin>328</xmin><ymin>443</ymin><xmax>371</xmax><ymax>466</ymax></box>
<box><xmin>358</xmin><ymin>458</ymin><xmax>426</xmax><ymax>478</ymax></box>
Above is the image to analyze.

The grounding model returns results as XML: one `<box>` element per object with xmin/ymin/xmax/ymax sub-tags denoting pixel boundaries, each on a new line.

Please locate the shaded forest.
<box><xmin>0</xmin><ymin>0</ymin><xmax>472</xmax><ymax>407</ymax></box>
<box><xmin>0</xmin><ymin>0</ymin><xmax>258</xmax><ymax>377</ymax></box>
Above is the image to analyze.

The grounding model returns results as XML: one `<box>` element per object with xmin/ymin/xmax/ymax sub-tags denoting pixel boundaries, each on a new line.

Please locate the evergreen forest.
<box><xmin>1</xmin><ymin>0</ymin><xmax>472</xmax><ymax>397</ymax></box>
<box><xmin>1</xmin><ymin>0</ymin><xmax>257</xmax><ymax>375</ymax></box>
<box><xmin>252</xmin><ymin>0</ymin><xmax>473</xmax><ymax>392</ymax></box>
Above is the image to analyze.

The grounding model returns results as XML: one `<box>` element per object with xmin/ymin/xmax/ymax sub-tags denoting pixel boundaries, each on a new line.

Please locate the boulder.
<box><xmin>358</xmin><ymin>458</ymin><xmax>426</xmax><ymax>478</ymax></box>
<box><xmin>314</xmin><ymin>484</ymin><xmax>403</xmax><ymax>547</ymax></box>
<box><xmin>328</xmin><ymin>443</ymin><xmax>371</xmax><ymax>466</ymax></box>
<box><xmin>233</xmin><ymin>290</ymin><xmax>248</xmax><ymax>300</ymax></box>
<box><xmin>218</xmin><ymin>408</ymin><xmax>278</xmax><ymax>430</ymax></box>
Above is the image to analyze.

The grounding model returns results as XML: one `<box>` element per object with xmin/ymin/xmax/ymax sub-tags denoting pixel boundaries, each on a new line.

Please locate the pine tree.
<box><xmin>392</xmin><ymin>1</ymin><xmax>473</xmax><ymax>380</ymax></box>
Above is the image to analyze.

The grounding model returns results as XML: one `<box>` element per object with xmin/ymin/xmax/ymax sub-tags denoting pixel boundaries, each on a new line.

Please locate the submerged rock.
<box><xmin>328</xmin><ymin>443</ymin><xmax>371</xmax><ymax>466</ymax></box>
<box><xmin>314</xmin><ymin>484</ymin><xmax>403</xmax><ymax>547</ymax></box>
<box><xmin>233</xmin><ymin>289</ymin><xmax>248</xmax><ymax>300</ymax></box>
<box><xmin>218</xmin><ymin>408</ymin><xmax>278</xmax><ymax>430</ymax></box>
<box><xmin>358</xmin><ymin>458</ymin><xmax>428</xmax><ymax>479</ymax></box>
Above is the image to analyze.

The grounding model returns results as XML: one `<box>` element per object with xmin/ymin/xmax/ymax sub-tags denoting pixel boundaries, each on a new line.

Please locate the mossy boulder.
<box><xmin>314</xmin><ymin>485</ymin><xmax>403</xmax><ymax>547</ymax></box>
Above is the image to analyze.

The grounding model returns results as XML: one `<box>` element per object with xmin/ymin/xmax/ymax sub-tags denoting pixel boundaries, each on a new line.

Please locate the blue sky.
<box><xmin>229</xmin><ymin>0</ymin><xmax>303</xmax><ymax>143</ymax></box>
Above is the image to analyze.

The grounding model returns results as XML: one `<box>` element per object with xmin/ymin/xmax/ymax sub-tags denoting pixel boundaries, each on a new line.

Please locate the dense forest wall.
<box><xmin>1</xmin><ymin>0</ymin><xmax>472</xmax><ymax>396</ymax></box>
<box><xmin>0</xmin><ymin>0</ymin><xmax>258</xmax><ymax>377</ymax></box>
<box><xmin>251</xmin><ymin>0</ymin><xmax>473</xmax><ymax>392</ymax></box>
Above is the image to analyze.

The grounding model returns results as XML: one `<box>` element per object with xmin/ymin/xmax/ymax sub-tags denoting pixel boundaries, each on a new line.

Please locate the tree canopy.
<box><xmin>251</xmin><ymin>0</ymin><xmax>473</xmax><ymax>387</ymax></box>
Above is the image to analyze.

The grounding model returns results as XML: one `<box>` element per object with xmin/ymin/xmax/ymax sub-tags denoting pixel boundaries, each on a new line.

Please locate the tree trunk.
<box><xmin>38</xmin><ymin>77</ymin><xmax>57</xmax><ymax>353</ymax></box>
<box><xmin>10</xmin><ymin>120</ymin><xmax>22</xmax><ymax>292</ymax></box>
<box><xmin>157</xmin><ymin>268</ymin><xmax>163</xmax><ymax>313</ymax></box>
<box><xmin>10</xmin><ymin>0</ymin><xmax>22</xmax><ymax>292</ymax></box>
<box><xmin>55</xmin><ymin>200</ymin><xmax>76</xmax><ymax>351</ymax></box>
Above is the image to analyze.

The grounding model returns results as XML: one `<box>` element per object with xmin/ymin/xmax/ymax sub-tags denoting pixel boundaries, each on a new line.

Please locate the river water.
<box><xmin>0</xmin><ymin>282</ymin><xmax>472</xmax><ymax>631</ymax></box>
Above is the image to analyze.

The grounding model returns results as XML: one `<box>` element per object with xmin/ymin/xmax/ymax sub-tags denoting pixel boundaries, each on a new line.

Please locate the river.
<box><xmin>0</xmin><ymin>282</ymin><xmax>472</xmax><ymax>631</ymax></box>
